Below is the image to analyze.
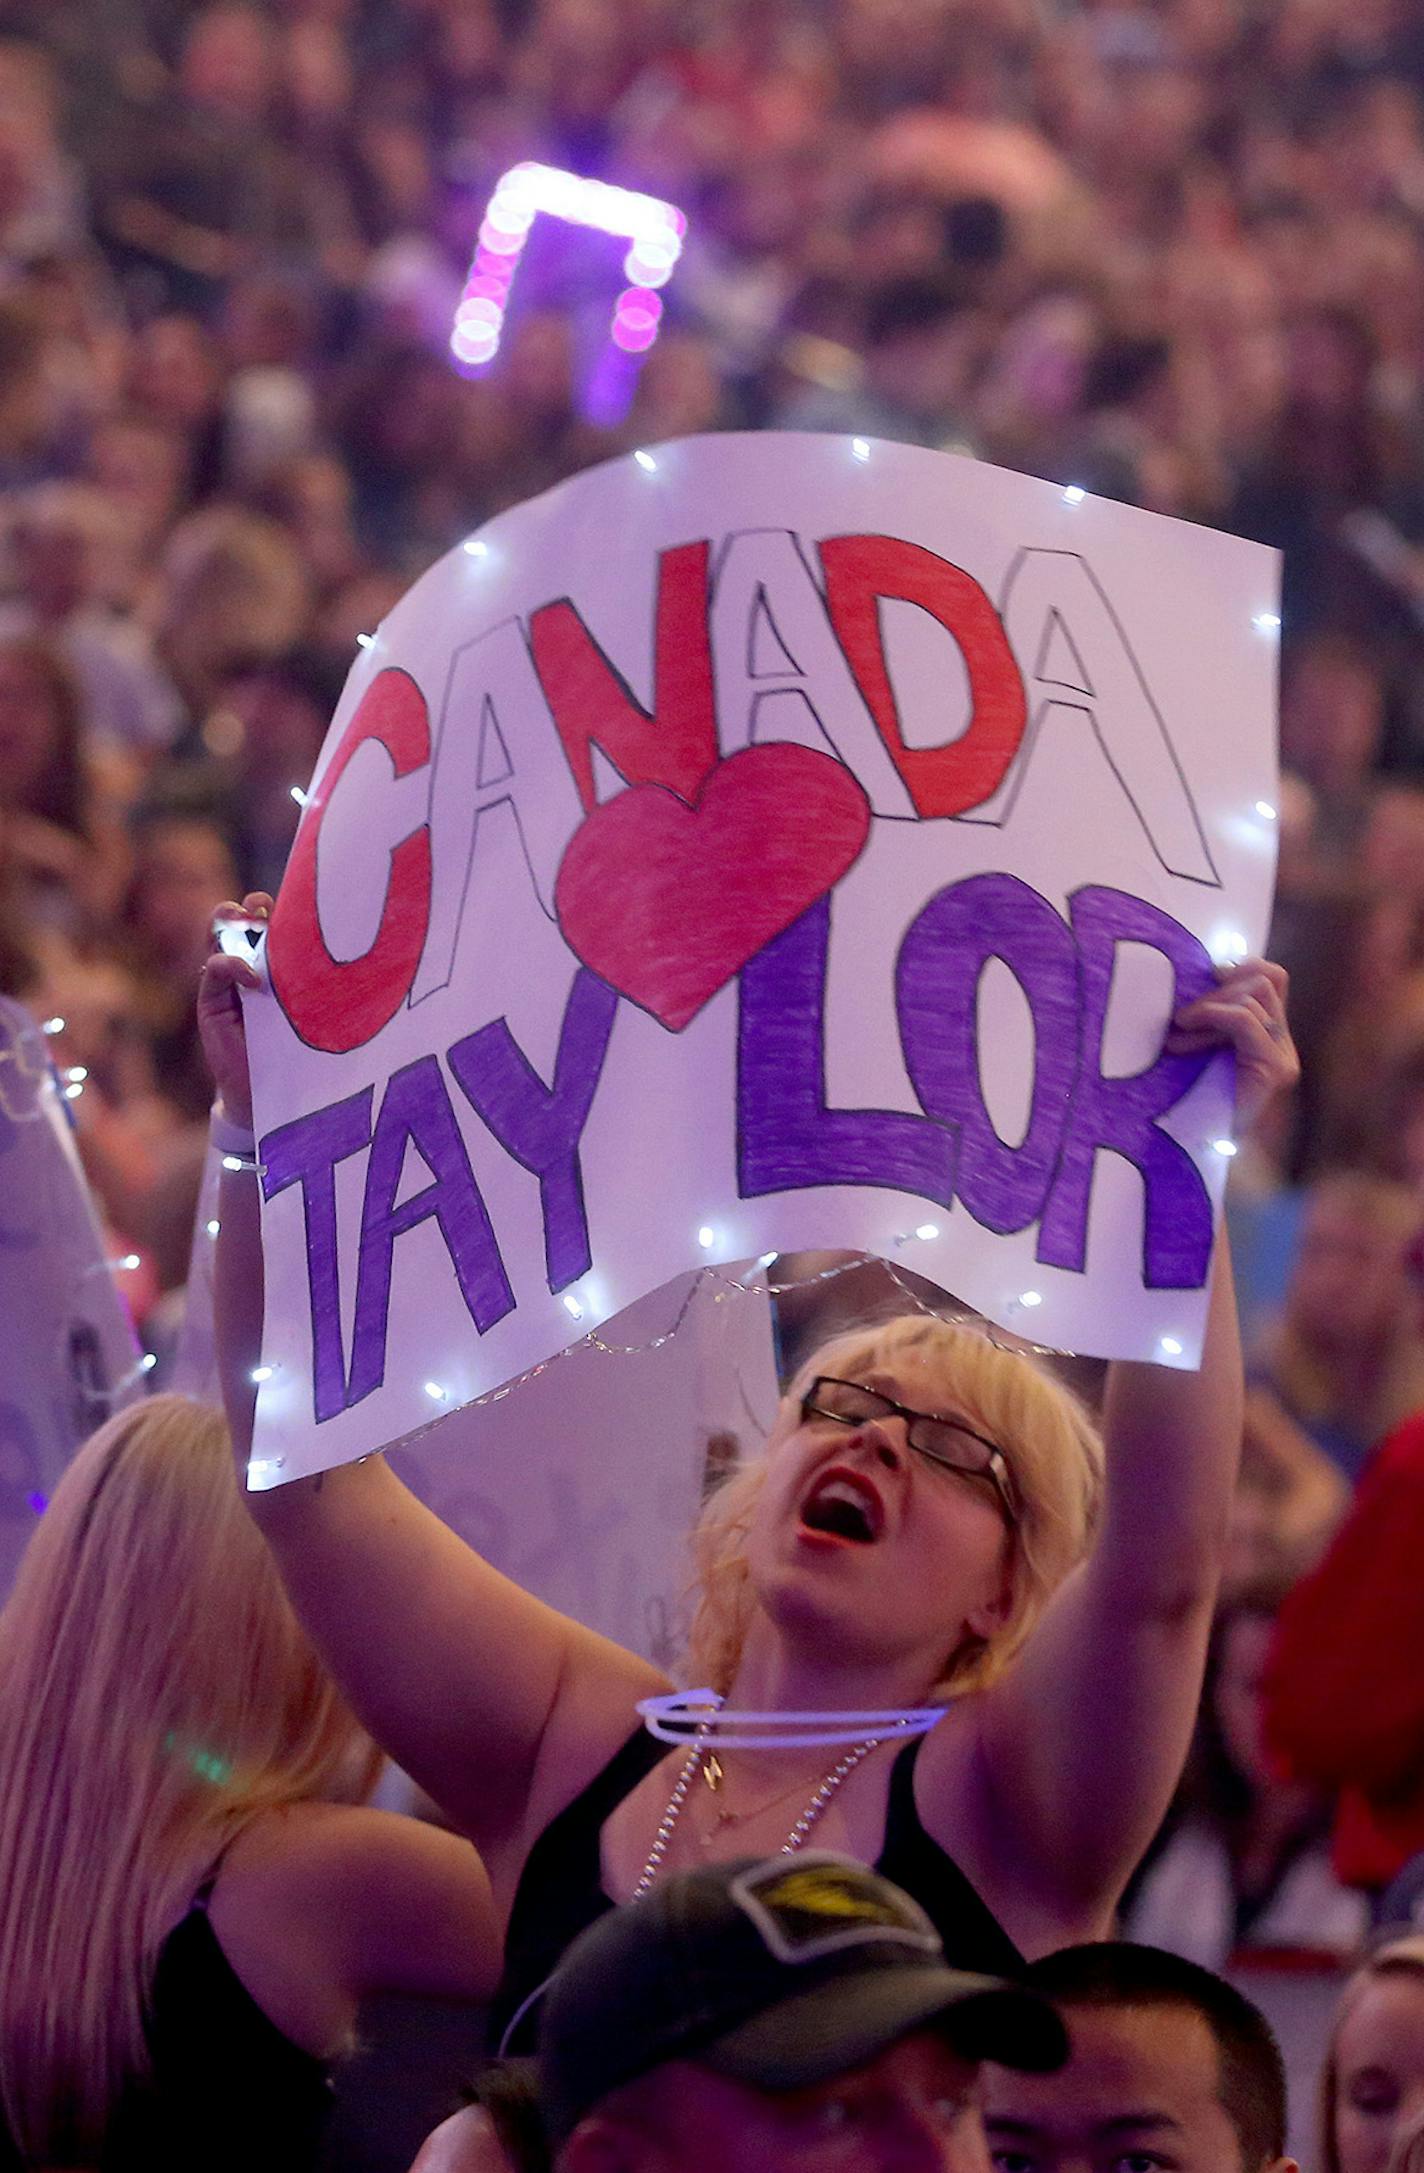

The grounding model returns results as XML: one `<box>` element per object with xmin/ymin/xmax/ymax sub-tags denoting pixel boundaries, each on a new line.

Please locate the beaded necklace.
<box><xmin>628</xmin><ymin>1725</ymin><xmax>884</xmax><ymax>1900</ymax></box>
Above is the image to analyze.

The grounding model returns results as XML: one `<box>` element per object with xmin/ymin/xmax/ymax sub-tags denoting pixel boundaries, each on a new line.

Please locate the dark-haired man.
<box><xmin>983</xmin><ymin>1943</ymin><xmax>1296</xmax><ymax>2173</ymax></box>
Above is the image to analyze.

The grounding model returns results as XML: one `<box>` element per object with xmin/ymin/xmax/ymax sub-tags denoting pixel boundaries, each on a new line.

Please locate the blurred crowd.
<box><xmin>5</xmin><ymin>0</ymin><xmax>1424</xmax><ymax>1983</ymax></box>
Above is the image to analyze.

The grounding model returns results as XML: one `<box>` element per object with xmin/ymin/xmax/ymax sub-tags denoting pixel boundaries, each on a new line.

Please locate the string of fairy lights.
<box><xmin>5</xmin><ymin>992</ymin><xmax>1075</xmax><ymax>1438</ymax></box>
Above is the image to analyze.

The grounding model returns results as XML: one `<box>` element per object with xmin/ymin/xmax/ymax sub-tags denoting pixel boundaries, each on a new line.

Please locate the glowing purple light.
<box><xmin>611</xmin><ymin>288</ymin><xmax>663</xmax><ymax>353</ymax></box>
<box><xmin>452</xmin><ymin>162</ymin><xmax>687</xmax><ymax>383</ymax></box>
<box><xmin>27</xmin><ymin>1492</ymin><xmax>46</xmax><ymax>1515</ymax></box>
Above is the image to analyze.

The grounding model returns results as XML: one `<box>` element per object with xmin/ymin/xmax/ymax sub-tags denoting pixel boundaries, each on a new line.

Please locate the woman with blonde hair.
<box><xmin>1251</xmin><ymin>1169</ymin><xmax>1424</xmax><ymax>1480</ymax></box>
<box><xmin>0</xmin><ymin>1394</ymin><xmax>498</xmax><ymax>2171</ymax></box>
<box><xmin>1391</xmin><ymin>2107</ymin><xmax>1424</xmax><ymax>2173</ymax></box>
<box><xmin>200</xmin><ymin>897</ymin><xmax>1298</xmax><ymax>2050</ymax></box>
<box><xmin>1321</xmin><ymin>1937</ymin><xmax>1424</xmax><ymax>2173</ymax></box>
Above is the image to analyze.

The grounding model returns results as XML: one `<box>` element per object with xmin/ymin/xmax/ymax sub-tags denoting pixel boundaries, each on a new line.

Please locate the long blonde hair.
<box><xmin>0</xmin><ymin>1395</ymin><xmax>380</xmax><ymax>2163</ymax></box>
<box><xmin>1392</xmin><ymin>2106</ymin><xmax>1424</xmax><ymax>2173</ymax></box>
<box><xmin>685</xmin><ymin>1314</ymin><xmax>1104</xmax><ymax>1698</ymax></box>
<box><xmin>1321</xmin><ymin>1937</ymin><xmax>1424</xmax><ymax>2173</ymax></box>
<box><xmin>1264</xmin><ymin>1171</ymin><xmax>1424</xmax><ymax>1449</ymax></box>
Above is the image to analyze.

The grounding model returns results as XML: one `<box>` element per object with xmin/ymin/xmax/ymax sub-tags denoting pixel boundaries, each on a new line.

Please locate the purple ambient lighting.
<box><xmin>452</xmin><ymin>162</ymin><xmax>686</xmax><ymax>378</ymax></box>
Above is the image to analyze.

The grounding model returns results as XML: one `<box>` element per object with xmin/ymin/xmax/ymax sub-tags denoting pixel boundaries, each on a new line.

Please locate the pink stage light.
<box><xmin>452</xmin><ymin>162</ymin><xmax>687</xmax><ymax>381</ymax></box>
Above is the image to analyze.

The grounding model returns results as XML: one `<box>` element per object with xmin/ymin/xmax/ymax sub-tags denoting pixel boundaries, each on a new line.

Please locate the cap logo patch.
<box><xmin>730</xmin><ymin>1853</ymin><xmax>942</xmax><ymax>1966</ymax></box>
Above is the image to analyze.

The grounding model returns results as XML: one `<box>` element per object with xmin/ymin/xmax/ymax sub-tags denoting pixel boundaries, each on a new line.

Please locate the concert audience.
<box><xmin>1265</xmin><ymin>1415</ymin><xmax>1424</xmax><ymax>1903</ymax></box>
<box><xmin>1247</xmin><ymin>1173</ymin><xmax>1424</xmax><ymax>1481</ymax></box>
<box><xmin>0</xmin><ymin>1395</ymin><xmax>499</xmax><ymax>2171</ymax></box>
<box><xmin>1126</xmin><ymin>1585</ymin><xmax>1368</xmax><ymax>1968</ymax></box>
<box><xmin>2</xmin><ymin>0</ymin><xmax>1424</xmax><ymax>2160</ymax></box>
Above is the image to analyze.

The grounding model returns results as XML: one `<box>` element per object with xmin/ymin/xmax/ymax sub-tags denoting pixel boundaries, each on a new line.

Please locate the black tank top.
<box><xmin>0</xmin><ymin>1877</ymin><xmax>332</xmax><ymax>2172</ymax></box>
<box><xmin>490</xmin><ymin>1726</ymin><xmax>1024</xmax><ymax>2051</ymax></box>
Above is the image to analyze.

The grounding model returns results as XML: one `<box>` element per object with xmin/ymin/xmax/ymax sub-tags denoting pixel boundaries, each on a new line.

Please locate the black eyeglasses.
<box><xmin>799</xmin><ymin>1377</ymin><xmax>1018</xmax><ymax>1524</ymax></box>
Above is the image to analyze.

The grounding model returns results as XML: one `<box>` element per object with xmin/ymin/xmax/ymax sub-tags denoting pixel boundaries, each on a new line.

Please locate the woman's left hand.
<box><xmin>1165</xmin><ymin>956</ymin><xmax>1299</xmax><ymax>1134</ymax></box>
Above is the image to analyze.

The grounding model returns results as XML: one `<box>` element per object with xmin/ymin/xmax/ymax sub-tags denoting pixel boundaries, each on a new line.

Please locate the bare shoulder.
<box><xmin>220</xmin><ymin>1800</ymin><xmax>482</xmax><ymax>1897</ymax></box>
<box><xmin>911</xmin><ymin>1688</ymin><xmax>1117</xmax><ymax>1956</ymax></box>
<box><xmin>912</xmin><ymin>1697</ymin><xmax>1038</xmax><ymax>1905</ymax></box>
<box><xmin>908</xmin><ymin>1694</ymin><xmax>986</xmax><ymax>1849</ymax></box>
<box><xmin>212</xmin><ymin>1804</ymin><xmax>500</xmax><ymax>2029</ymax></box>
<box><xmin>408</xmin><ymin>2106</ymin><xmax>513</xmax><ymax>2173</ymax></box>
<box><xmin>511</xmin><ymin>1646</ymin><xmax>672</xmax><ymax>1858</ymax></box>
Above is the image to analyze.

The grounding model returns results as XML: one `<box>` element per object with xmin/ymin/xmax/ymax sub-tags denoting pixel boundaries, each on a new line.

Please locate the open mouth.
<box><xmin>798</xmin><ymin>1467</ymin><xmax>884</xmax><ymax>1546</ymax></box>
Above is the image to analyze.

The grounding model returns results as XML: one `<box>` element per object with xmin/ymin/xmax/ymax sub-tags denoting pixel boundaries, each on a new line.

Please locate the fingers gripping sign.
<box><xmin>1166</xmin><ymin>958</ymin><xmax>1299</xmax><ymax>1135</ymax></box>
<box><xmin>200</xmin><ymin>893</ymin><xmax>273</xmax><ymax>1132</ymax></box>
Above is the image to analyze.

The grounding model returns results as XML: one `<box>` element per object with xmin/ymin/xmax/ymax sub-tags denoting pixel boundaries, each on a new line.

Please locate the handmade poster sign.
<box><xmin>0</xmin><ymin>1000</ymin><xmax>145</xmax><ymax>1593</ymax></box>
<box><xmin>178</xmin><ymin>1177</ymin><xmax>777</xmax><ymax>1656</ymax></box>
<box><xmin>387</xmin><ymin>1271</ymin><xmax>776</xmax><ymax>1659</ymax></box>
<box><xmin>242</xmin><ymin>433</ymin><xmax>1280</xmax><ymax>1486</ymax></box>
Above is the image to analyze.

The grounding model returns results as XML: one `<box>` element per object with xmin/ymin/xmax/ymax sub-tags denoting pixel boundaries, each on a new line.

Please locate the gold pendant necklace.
<box><xmin>697</xmin><ymin>1746</ymin><xmax>869</xmax><ymax>1839</ymax></box>
<box><xmin>631</xmin><ymin>1723</ymin><xmax>907</xmax><ymax>1899</ymax></box>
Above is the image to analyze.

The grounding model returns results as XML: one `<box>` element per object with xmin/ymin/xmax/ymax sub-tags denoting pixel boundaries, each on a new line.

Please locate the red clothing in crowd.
<box><xmin>1264</xmin><ymin>1414</ymin><xmax>1424</xmax><ymax>1891</ymax></box>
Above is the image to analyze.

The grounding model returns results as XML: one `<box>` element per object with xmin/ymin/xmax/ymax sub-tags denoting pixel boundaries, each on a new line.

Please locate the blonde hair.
<box><xmin>685</xmin><ymin>1314</ymin><xmax>1104</xmax><ymax>1699</ymax></box>
<box><xmin>1267</xmin><ymin>1171</ymin><xmax>1424</xmax><ymax>1443</ymax></box>
<box><xmin>0</xmin><ymin>1395</ymin><xmax>380</xmax><ymax>2163</ymax></box>
<box><xmin>1321</xmin><ymin>1936</ymin><xmax>1424</xmax><ymax>2173</ymax></box>
<box><xmin>1392</xmin><ymin>2106</ymin><xmax>1424</xmax><ymax>2173</ymax></box>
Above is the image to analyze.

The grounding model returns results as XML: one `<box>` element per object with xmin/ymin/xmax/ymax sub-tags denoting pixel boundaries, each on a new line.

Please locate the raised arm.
<box><xmin>954</xmin><ymin>961</ymin><xmax>1299</xmax><ymax>1938</ymax></box>
<box><xmin>200</xmin><ymin>900</ymin><xmax>665</xmax><ymax>1870</ymax></box>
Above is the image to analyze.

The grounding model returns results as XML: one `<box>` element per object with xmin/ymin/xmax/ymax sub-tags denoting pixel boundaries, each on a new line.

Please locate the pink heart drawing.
<box><xmin>554</xmin><ymin>744</ymin><xmax>872</xmax><ymax>1032</ymax></box>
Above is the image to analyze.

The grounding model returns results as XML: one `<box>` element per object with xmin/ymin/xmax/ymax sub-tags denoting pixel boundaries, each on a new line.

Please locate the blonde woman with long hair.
<box><xmin>1252</xmin><ymin>1170</ymin><xmax>1424</xmax><ymax>1481</ymax></box>
<box><xmin>200</xmin><ymin>896</ymin><xmax>1298</xmax><ymax>2055</ymax></box>
<box><xmin>0</xmin><ymin>1394</ymin><xmax>498</xmax><ymax>2171</ymax></box>
<box><xmin>1391</xmin><ymin>2107</ymin><xmax>1424</xmax><ymax>2173</ymax></box>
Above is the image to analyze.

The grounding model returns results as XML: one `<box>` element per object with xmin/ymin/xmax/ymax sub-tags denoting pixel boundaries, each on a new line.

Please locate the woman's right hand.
<box><xmin>198</xmin><ymin>891</ymin><xmax>272</xmax><ymax>1131</ymax></box>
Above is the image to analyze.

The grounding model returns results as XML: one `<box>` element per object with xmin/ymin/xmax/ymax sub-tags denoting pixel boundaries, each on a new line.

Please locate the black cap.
<box><xmin>538</xmin><ymin>1853</ymin><xmax>1068</xmax><ymax>2143</ymax></box>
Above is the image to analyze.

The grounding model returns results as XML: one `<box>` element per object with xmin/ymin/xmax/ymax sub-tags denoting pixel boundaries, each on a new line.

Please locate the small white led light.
<box><xmin>139</xmin><ymin>1353</ymin><xmax>158</xmax><ymax>1373</ymax></box>
<box><xmin>634</xmin><ymin>448</ymin><xmax>658</xmax><ymax>473</ymax></box>
<box><xmin>697</xmin><ymin>1225</ymin><xmax>716</xmax><ymax>1249</ymax></box>
<box><xmin>290</xmin><ymin>784</ymin><xmax>308</xmax><ymax>807</ymax></box>
<box><xmin>915</xmin><ymin>1223</ymin><xmax>940</xmax><ymax>1242</ymax></box>
<box><xmin>206</xmin><ymin>1219</ymin><xmax>221</xmax><ymax>1238</ymax></box>
<box><xmin>562</xmin><ymin>1293</ymin><xmax>585</xmax><ymax>1320</ymax></box>
<box><xmin>1254</xmin><ymin>611</ymin><xmax>1281</xmax><ymax>633</ymax></box>
<box><xmin>65</xmin><ymin>1065</ymin><xmax>87</xmax><ymax>1083</ymax></box>
<box><xmin>251</xmin><ymin>1364</ymin><xmax>274</xmax><ymax>1383</ymax></box>
<box><xmin>118</xmin><ymin>1253</ymin><xmax>142</xmax><ymax>1272</ymax></box>
<box><xmin>1019</xmin><ymin>1290</ymin><xmax>1043</xmax><ymax>1308</ymax></box>
<box><xmin>1063</xmin><ymin>483</ymin><xmax>1086</xmax><ymax>505</ymax></box>
<box><xmin>464</xmin><ymin>537</ymin><xmax>489</xmax><ymax>558</ymax></box>
<box><xmin>42</xmin><ymin>1016</ymin><xmax>64</xmax><ymax>1035</ymax></box>
<box><xmin>221</xmin><ymin>1154</ymin><xmax>246</xmax><ymax>1172</ymax></box>
<box><xmin>356</xmin><ymin>631</ymin><xmax>375</xmax><ymax>649</ymax></box>
<box><xmin>757</xmin><ymin>1251</ymin><xmax>778</xmax><ymax>1269</ymax></box>
<box><xmin>1213</xmin><ymin>1138</ymin><xmax>1238</xmax><ymax>1158</ymax></box>
<box><xmin>1159</xmin><ymin>1336</ymin><xmax>1184</xmax><ymax>1358</ymax></box>
<box><xmin>851</xmin><ymin>437</ymin><xmax>870</xmax><ymax>461</ymax></box>
<box><xmin>1255</xmin><ymin>800</ymin><xmax>1277</xmax><ymax>821</ymax></box>
<box><xmin>63</xmin><ymin>1081</ymin><xmax>84</xmax><ymax>1100</ymax></box>
<box><xmin>424</xmin><ymin>1380</ymin><xmax>448</xmax><ymax>1401</ymax></box>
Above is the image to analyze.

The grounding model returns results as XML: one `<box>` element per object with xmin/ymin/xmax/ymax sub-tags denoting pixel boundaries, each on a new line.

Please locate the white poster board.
<box><xmin>177</xmin><ymin>1175</ymin><xmax>776</xmax><ymax>1654</ymax></box>
<box><xmin>243</xmin><ymin>433</ymin><xmax>1279</xmax><ymax>1486</ymax></box>
<box><xmin>0</xmin><ymin>1000</ymin><xmax>146</xmax><ymax>1593</ymax></box>
<box><xmin>387</xmin><ymin>1270</ymin><xmax>776</xmax><ymax>1658</ymax></box>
